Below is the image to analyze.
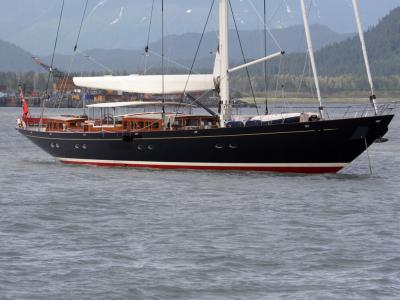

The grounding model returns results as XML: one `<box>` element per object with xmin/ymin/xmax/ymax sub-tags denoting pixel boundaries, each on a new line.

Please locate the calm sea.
<box><xmin>0</xmin><ymin>107</ymin><xmax>399</xmax><ymax>299</ymax></box>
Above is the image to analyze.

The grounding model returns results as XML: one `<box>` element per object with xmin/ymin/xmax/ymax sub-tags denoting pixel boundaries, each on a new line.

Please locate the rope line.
<box><xmin>246</xmin><ymin>0</ymin><xmax>282</xmax><ymax>51</ymax></box>
<box><xmin>143</xmin><ymin>0</ymin><xmax>155</xmax><ymax>74</ymax></box>
<box><xmin>41</xmin><ymin>0</ymin><xmax>65</xmax><ymax>120</ymax></box>
<box><xmin>173</xmin><ymin>0</ymin><xmax>216</xmax><ymax>120</ymax></box>
<box><xmin>229</xmin><ymin>0</ymin><xmax>259</xmax><ymax>116</ymax></box>
<box><xmin>74</xmin><ymin>0</ymin><xmax>89</xmax><ymax>52</ymax></box>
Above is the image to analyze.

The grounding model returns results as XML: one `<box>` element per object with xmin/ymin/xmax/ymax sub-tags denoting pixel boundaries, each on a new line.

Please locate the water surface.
<box><xmin>1</xmin><ymin>107</ymin><xmax>399</xmax><ymax>299</ymax></box>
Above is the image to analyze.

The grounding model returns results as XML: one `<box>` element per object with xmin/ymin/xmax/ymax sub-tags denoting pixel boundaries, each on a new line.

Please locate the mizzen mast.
<box><xmin>352</xmin><ymin>0</ymin><xmax>379</xmax><ymax>115</ymax></box>
<box><xmin>300</xmin><ymin>0</ymin><xmax>324</xmax><ymax>119</ymax></box>
<box><xmin>219</xmin><ymin>0</ymin><xmax>231</xmax><ymax>126</ymax></box>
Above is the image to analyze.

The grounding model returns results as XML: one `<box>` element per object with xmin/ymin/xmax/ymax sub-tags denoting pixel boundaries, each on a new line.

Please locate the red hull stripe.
<box><xmin>58</xmin><ymin>158</ymin><xmax>346</xmax><ymax>174</ymax></box>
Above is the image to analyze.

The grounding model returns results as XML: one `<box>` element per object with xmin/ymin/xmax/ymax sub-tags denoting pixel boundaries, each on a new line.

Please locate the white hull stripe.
<box><xmin>57</xmin><ymin>158</ymin><xmax>347</xmax><ymax>168</ymax></box>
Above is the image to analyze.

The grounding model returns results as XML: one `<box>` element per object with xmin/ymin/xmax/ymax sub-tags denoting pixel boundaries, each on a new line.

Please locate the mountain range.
<box><xmin>0</xmin><ymin>24</ymin><xmax>351</xmax><ymax>73</ymax></box>
<box><xmin>274</xmin><ymin>6</ymin><xmax>400</xmax><ymax>77</ymax></box>
<box><xmin>1</xmin><ymin>6</ymin><xmax>400</xmax><ymax>78</ymax></box>
<box><xmin>0</xmin><ymin>40</ymin><xmax>42</xmax><ymax>72</ymax></box>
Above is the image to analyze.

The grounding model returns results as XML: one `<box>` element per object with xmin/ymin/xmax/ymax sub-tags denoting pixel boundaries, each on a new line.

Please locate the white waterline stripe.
<box><xmin>57</xmin><ymin>158</ymin><xmax>347</xmax><ymax>168</ymax></box>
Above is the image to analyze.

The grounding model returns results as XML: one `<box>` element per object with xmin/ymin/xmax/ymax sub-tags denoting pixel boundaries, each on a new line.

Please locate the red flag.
<box><xmin>19</xmin><ymin>87</ymin><xmax>29</xmax><ymax>119</ymax></box>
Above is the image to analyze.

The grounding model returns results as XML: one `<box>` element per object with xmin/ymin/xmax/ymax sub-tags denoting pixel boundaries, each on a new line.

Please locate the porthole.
<box><xmin>148</xmin><ymin>145</ymin><xmax>154</xmax><ymax>150</ymax></box>
<box><xmin>215</xmin><ymin>144</ymin><xmax>224</xmax><ymax>149</ymax></box>
<box><xmin>75</xmin><ymin>144</ymin><xmax>80</xmax><ymax>149</ymax></box>
<box><xmin>82</xmin><ymin>144</ymin><xmax>87</xmax><ymax>150</ymax></box>
<box><xmin>137</xmin><ymin>145</ymin><xmax>144</xmax><ymax>151</ymax></box>
<box><xmin>229</xmin><ymin>143</ymin><xmax>238</xmax><ymax>149</ymax></box>
<box><xmin>50</xmin><ymin>143</ymin><xmax>55</xmax><ymax>148</ymax></box>
<box><xmin>55</xmin><ymin>143</ymin><xmax>60</xmax><ymax>149</ymax></box>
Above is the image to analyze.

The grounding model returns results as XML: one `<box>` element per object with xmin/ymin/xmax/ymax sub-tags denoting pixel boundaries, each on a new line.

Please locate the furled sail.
<box><xmin>73</xmin><ymin>74</ymin><xmax>216</xmax><ymax>94</ymax></box>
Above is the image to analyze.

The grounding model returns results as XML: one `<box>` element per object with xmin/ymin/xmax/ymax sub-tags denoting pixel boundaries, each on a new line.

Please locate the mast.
<box><xmin>352</xmin><ymin>0</ymin><xmax>379</xmax><ymax>115</ymax></box>
<box><xmin>161</xmin><ymin>0</ymin><xmax>166</xmax><ymax>125</ymax></box>
<box><xmin>263</xmin><ymin>0</ymin><xmax>268</xmax><ymax>115</ymax></box>
<box><xmin>219</xmin><ymin>0</ymin><xmax>231</xmax><ymax>126</ymax></box>
<box><xmin>300</xmin><ymin>0</ymin><xmax>324</xmax><ymax>118</ymax></box>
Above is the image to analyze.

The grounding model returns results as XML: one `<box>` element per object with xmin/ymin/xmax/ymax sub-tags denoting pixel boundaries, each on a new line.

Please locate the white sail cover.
<box><xmin>73</xmin><ymin>74</ymin><xmax>216</xmax><ymax>94</ymax></box>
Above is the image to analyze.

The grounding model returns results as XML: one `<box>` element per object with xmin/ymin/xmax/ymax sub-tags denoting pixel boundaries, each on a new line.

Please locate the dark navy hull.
<box><xmin>18</xmin><ymin>115</ymin><xmax>394</xmax><ymax>173</ymax></box>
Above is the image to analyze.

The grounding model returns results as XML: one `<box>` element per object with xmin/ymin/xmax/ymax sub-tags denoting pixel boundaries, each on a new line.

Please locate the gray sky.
<box><xmin>1</xmin><ymin>0</ymin><xmax>398</xmax><ymax>54</ymax></box>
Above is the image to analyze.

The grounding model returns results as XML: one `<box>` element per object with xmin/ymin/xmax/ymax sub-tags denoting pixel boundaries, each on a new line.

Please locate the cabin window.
<box><xmin>187</xmin><ymin>119</ymin><xmax>199</xmax><ymax>126</ymax></box>
<box><xmin>138</xmin><ymin>121</ymin><xmax>144</xmax><ymax>128</ymax></box>
<box><xmin>123</xmin><ymin>122</ymin><xmax>128</xmax><ymax>130</ymax></box>
<box><xmin>145</xmin><ymin>121</ymin><xmax>151</xmax><ymax>129</ymax></box>
<box><xmin>59</xmin><ymin>123</ymin><xmax>63</xmax><ymax>130</ymax></box>
<box><xmin>152</xmin><ymin>122</ymin><xmax>159</xmax><ymax>129</ymax></box>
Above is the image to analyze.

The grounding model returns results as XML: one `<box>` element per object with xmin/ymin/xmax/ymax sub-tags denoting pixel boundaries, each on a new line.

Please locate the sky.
<box><xmin>0</xmin><ymin>0</ymin><xmax>399</xmax><ymax>55</ymax></box>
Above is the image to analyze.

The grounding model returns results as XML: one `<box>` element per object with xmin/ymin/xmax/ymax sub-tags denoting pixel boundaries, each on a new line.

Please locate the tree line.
<box><xmin>1</xmin><ymin>71</ymin><xmax>399</xmax><ymax>98</ymax></box>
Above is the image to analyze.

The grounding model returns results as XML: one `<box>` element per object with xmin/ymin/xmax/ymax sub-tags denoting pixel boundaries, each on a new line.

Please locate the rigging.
<box><xmin>263</xmin><ymin>0</ymin><xmax>269</xmax><ymax>115</ymax></box>
<box><xmin>55</xmin><ymin>0</ymin><xmax>93</xmax><ymax>110</ymax></box>
<box><xmin>41</xmin><ymin>0</ymin><xmax>65</xmax><ymax>120</ymax></box>
<box><xmin>228</xmin><ymin>0</ymin><xmax>259</xmax><ymax>116</ymax></box>
<box><xmin>74</xmin><ymin>0</ymin><xmax>90</xmax><ymax>52</ymax></box>
<box><xmin>173</xmin><ymin>0</ymin><xmax>216</xmax><ymax>119</ymax></box>
<box><xmin>161</xmin><ymin>0</ymin><xmax>165</xmax><ymax>123</ymax></box>
<box><xmin>144</xmin><ymin>0</ymin><xmax>155</xmax><ymax>74</ymax></box>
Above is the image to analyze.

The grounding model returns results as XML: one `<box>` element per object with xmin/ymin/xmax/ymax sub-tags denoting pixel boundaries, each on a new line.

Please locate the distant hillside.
<box><xmin>38</xmin><ymin>24</ymin><xmax>350</xmax><ymax>73</ymax></box>
<box><xmin>314</xmin><ymin>6</ymin><xmax>400</xmax><ymax>76</ymax></box>
<box><xmin>147</xmin><ymin>24</ymin><xmax>351</xmax><ymax>62</ymax></box>
<box><xmin>276</xmin><ymin>6</ymin><xmax>400</xmax><ymax>77</ymax></box>
<box><xmin>3</xmin><ymin>4</ymin><xmax>400</xmax><ymax>78</ymax></box>
<box><xmin>0</xmin><ymin>40</ymin><xmax>41</xmax><ymax>72</ymax></box>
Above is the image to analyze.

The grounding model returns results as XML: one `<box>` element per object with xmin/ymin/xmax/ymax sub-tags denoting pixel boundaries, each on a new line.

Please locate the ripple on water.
<box><xmin>0</xmin><ymin>108</ymin><xmax>399</xmax><ymax>299</ymax></box>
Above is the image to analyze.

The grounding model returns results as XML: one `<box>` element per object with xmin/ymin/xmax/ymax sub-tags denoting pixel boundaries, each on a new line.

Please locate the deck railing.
<box><xmin>270</xmin><ymin>101</ymin><xmax>398</xmax><ymax>120</ymax></box>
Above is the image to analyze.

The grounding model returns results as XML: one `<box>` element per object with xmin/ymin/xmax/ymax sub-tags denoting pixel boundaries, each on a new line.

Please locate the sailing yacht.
<box><xmin>17</xmin><ymin>0</ymin><xmax>394</xmax><ymax>173</ymax></box>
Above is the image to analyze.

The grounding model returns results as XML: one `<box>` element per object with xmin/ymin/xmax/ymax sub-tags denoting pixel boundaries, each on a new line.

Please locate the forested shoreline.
<box><xmin>1</xmin><ymin>72</ymin><xmax>399</xmax><ymax>99</ymax></box>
